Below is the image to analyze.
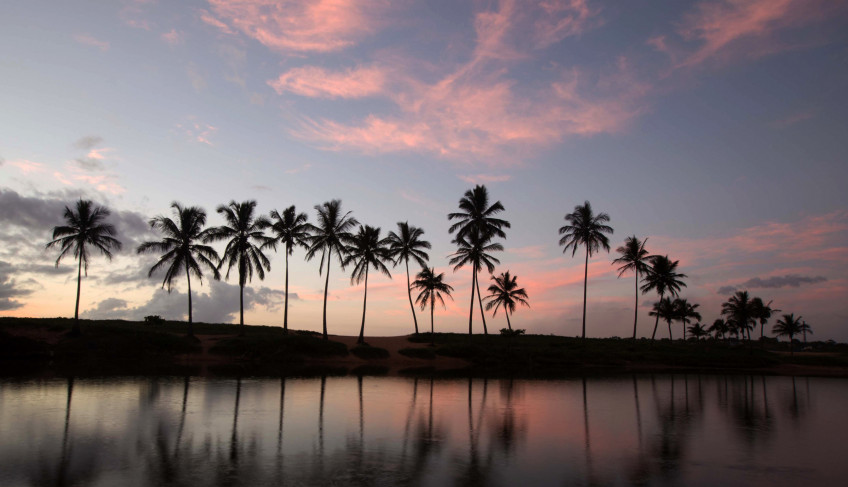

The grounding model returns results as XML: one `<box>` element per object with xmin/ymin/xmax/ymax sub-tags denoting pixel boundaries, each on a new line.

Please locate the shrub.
<box><xmin>500</xmin><ymin>328</ymin><xmax>525</xmax><ymax>337</ymax></box>
<box><xmin>144</xmin><ymin>315</ymin><xmax>165</xmax><ymax>325</ymax></box>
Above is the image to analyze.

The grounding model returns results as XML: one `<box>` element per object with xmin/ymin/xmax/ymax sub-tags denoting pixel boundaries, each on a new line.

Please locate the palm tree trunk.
<box><xmin>405</xmin><ymin>260</ymin><xmax>419</xmax><ymax>334</ymax></box>
<box><xmin>284</xmin><ymin>250</ymin><xmax>289</xmax><ymax>334</ymax></box>
<box><xmin>72</xmin><ymin>257</ymin><xmax>82</xmax><ymax>336</ymax></box>
<box><xmin>322</xmin><ymin>254</ymin><xmax>331</xmax><ymax>340</ymax></box>
<box><xmin>185</xmin><ymin>260</ymin><xmax>194</xmax><ymax>337</ymax></box>
<box><xmin>468</xmin><ymin>266</ymin><xmax>476</xmax><ymax>336</ymax></box>
<box><xmin>358</xmin><ymin>265</ymin><xmax>369</xmax><ymax>344</ymax></box>
<box><xmin>667</xmin><ymin>319</ymin><xmax>672</xmax><ymax>340</ymax></box>
<box><xmin>239</xmin><ymin>283</ymin><xmax>245</xmax><ymax>336</ymax></box>
<box><xmin>632</xmin><ymin>271</ymin><xmax>638</xmax><ymax>340</ymax></box>
<box><xmin>505</xmin><ymin>311</ymin><xmax>512</xmax><ymax>331</ymax></box>
<box><xmin>582</xmin><ymin>246</ymin><xmax>589</xmax><ymax>339</ymax></box>
<box><xmin>682</xmin><ymin>322</ymin><xmax>686</xmax><ymax>341</ymax></box>
<box><xmin>431</xmin><ymin>300</ymin><xmax>435</xmax><ymax>346</ymax></box>
<box><xmin>651</xmin><ymin>292</ymin><xmax>663</xmax><ymax>341</ymax></box>
<box><xmin>476</xmin><ymin>269</ymin><xmax>488</xmax><ymax>335</ymax></box>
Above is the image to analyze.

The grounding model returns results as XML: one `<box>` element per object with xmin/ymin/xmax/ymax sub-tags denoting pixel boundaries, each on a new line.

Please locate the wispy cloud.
<box><xmin>771</xmin><ymin>110</ymin><xmax>815</xmax><ymax>129</ymax></box>
<box><xmin>175</xmin><ymin>117</ymin><xmax>217</xmax><ymax>145</ymax></box>
<box><xmin>73</xmin><ymin>33</ymin><xmax>110</xmax><ymax>51</ymax></box>
<box><xmin>8</xmin><ymin>160</ymin><xmax>45</xmax><ymax>174</ymax></box>
<box><xmin>161</xmin><ymin>29</ymin><xmax>182</xmax><ymax>45</ymax></box>
<box><xmin>269</xmin><ymin>65</ymin><xmax>387</xmax><ymax>99</ymax></box>
<box><xmin>458</xmin><ymin>173</ymin><xmax>512</xmax><ymax>184</ymax></box>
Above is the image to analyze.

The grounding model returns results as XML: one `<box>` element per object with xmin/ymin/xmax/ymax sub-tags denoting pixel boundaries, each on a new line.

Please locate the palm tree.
<box><xmin>448</xmin><ymin>185</ymin><xmax>510</xmax><ymax>335</ymax></box>
<box><xmin>206</xmin><ymin>200</ymin><xmax>273</xmax><ymax>335</ymax></box>
<box><xmin>751</xmin><ymin>297</ymin><xmax>780</xmax><ymax>341</ymax></box>
<box><xmin>688</xmin><ymin>323</ymin><xmax>708</xmax><ymax>340</ymax></box>
<box><xmin>342</xmin><ymin>225</ymin><xmax>392</xmax><ymax>344</ymax></box>
<box><xmin>412</xmin><ymin>267</ymin><xmax>454</xmax><ymax>345</ymax></box>
<box><xmin>773</xmin><ymin>313</ymin><xmax>811</xmax><ymax>356</ymax></box>
<box><xmin>612</xmin><ymin>236</ymin><xmax>651</xmax><ymax>340</ymax></box>
<box><xmin>136</xmin><ymin>203</ymin><xmax>220</xmax><ymax>338</ymax></box>
<box><xmin>386</xmin><ymin>222</ymin><xmax>431</xmax><ymax>335</ymax></box>
<box><xmin>708</xmin><ymin>318</ymin><xmax>729</xmax><ymax>341</ymax></box>
<box><xmin>558</xmin><ymin>201</ymin><xmax>613</xmax><ymax>339</ymax></box>
<box><xmin>46</xmin><ymin>199</ymin><xmax>122</xmax><ymax>336</ymax></box>
<box><xmin>263</xmin><ymin>206</ymin><xmax>310</xmax><ymax>334</ymax></box>
<box><xmin>648</xmin><ymin>297</ymin><xmax>676</xmax><ymax>340</ymax></box>
<box><xmin>640</xmin><ymin>255</ymin><xmax>687</xmax><ymax>341</ymax></box>
<box><xmin>721</xmin><ymin>291</ymin><xmax>756</xmax><ymax>344</ymax></box>
<box><xmin>674</xmin><ymin>298</ymin><xmax>701</xmax><ymax>341</ymax></box>
<box><xmin>305</xmin><ymin>200</ymin><xmax>358</xmax><ymax>340</ymax></box>
<box><xmin>483</xmin><ymin>271</ymin><xmax>530</xmax><ymax>331</ymax></box>
<box><xmin>449</xmin><ymin>230</ymin><xmax>502</xmax><ymax>336</ymax></box>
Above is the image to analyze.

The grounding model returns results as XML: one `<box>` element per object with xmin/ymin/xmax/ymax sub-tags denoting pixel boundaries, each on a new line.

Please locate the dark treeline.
<box><xmin>45</xmin><ymin>185</ymin><xmax>811</xmax><ymax>348</ymax></box>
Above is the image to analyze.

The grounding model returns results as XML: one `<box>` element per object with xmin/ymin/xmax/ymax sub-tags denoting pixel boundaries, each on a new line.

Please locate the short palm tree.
<box><xmin>558</xmin><ymin>201</ymin><xmax>613</xmax><ymax>339</ymax></box>
<box><xmin>136</xmin><ymin>202</ymin><xmax>220</xmax><ymax>337</ymax></box>
<box><xmin>449</xmin><ymin>230</ymin><xmax>502</xmax><ymax>336</ymax></box>
<box><xmin>305</xmin><ymin>200</ymin><xmax>358</xmax><ymax>340</ymax></box>
<box><xmin>612</xmin><ymin>236</ymin><xmax>651</xmax><ymax>339</ymax></box>
<box><xmin>721</xmin><ymin>291</ymin><xmax>756</xmax><ymax>343</ymax></box>
<box><xmin>46</xmin><ymin>199</ymin><xmax>122</xmax><ymax>336</ymax></box>
<box><xmin>674</xmin><ymin>298</ymin><xmax>701</xmax><ymax>340</ymax></box>
<box><xmin>640</xmin><ymin>255</ymin><xmax>687</xmax><ymax>340</ymax></box>
<box><xmin>773</xmin><ymin>313</ymin><xmax>811</xmax><ymax>356</ymax></box>
<box><xmin>648</xmin><ymin>297</ymin><xmax>676</xmax><ymax>340</ymax></box>
<box><xmin>751</xmin><ymin>297</ymin><xmax>780</xmax><ymax>341</ymax></box>
<box><xmin>263</xmin><ymin>206</ymin><xmax>310</xmax><ymax>334</ymax></box>
<box><xmin>386</xmin><ymin>222</ymin><xmax>430</xmax><ymax>335</ymax></box>
<box><xmin>412</xmin><ymin>267</ymin><xmax>454</xmax><ymax>345</ymax></box>
<box><xmin>342</xmin><ymin>225</ymin><xmax>392</xmax><ymax>344</ymax></box>
<box><xmin>688</xmin><ymin>323</ymin><xmax>708</xmax><ymax>340</ymax></box>
<box><xmin>708</xmin><ymin>318</ymin><xmax>729</xmax><ymax>341</ymax></box>
<box><xmin>206</xmin><ymin>200</ymin><xmax>273</xmax><ymax>335</ymax></box>
<box><xmin>483</xmin><ymin>271</ymin><xmax>530</xmax><ymax>331</ymax></box>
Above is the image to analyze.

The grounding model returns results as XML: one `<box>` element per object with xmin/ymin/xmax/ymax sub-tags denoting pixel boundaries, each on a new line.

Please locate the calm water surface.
<box><xmin>1</xmin><ymin>374</ymin><xmax>846</xmax><ymax>486</ymax></box>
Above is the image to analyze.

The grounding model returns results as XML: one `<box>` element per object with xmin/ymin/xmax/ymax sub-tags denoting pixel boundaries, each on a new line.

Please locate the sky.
<box><xmin>1</xmin><ymin>0</ymin><xmax>847</xmax><ymax>340</ymax></box>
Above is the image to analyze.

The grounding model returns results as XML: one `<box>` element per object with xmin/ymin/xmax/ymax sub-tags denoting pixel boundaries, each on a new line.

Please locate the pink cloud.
<box><xmin>770</xmin><ymin>110</ymin><xmax>815</xmax><ymax>129</ymax></box>
<box><xmin>458</xmin><ymin>173</ymin><xmax>512</xmax><ymax>184</ymax></box>
<box><xmin>199</xmin><ymin>9</ymin><xmax>235</xmax><ymax>35</ymax></box>
<box><xmin>268</xmin><ymin>65</ymin><xmax>387</xmax><ymax>98</ymax></box>
<box><xmin>161</xmin><ymin>29</ymin><xmax>182</xmax><ymax>45</ymax></box>
<box><xmin>206</xmin><ymin>0</ymin><xmax>388</xmax><ymax>53</ymax></box>
<box><xmin>73</xmin><ymin>34</ymin><xmax>110</xmax><ymax>51</ymax></box>
<box><xmin>532</xmin><ymin>0</ymin><xmax>596</xmax><ymax>48</ymax></box>
<box><xmin>9</xmin><ymin>160</ymin><xmax>45</xmax><ymax>174</ymax></box>
<box><xmin>176</xmin><ymin>118</ymin><xmax>217</xmax><ymax>146</ymax></box>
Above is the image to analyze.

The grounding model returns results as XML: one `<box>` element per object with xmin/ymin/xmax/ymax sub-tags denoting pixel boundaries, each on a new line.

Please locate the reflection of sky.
<box><xmin>0</xmin><ymin>375</ymin><xmax>847</xmax><ymax>486</ymax></box>
<box><xmin>1</xmin><ymin>1</ymin><xmax>847</xmax><ymax>339</ymax></box>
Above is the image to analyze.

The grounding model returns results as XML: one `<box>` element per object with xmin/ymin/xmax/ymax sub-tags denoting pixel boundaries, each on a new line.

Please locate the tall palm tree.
<box><xmin>773</xmin><ymin>313</ymin><xmax>811</xmax><ymax>356</ymax></box>
<box><xmin>448</xmin><ymin>185</ymin><xmax>510</xmax><ymax>335</ymax></box>
<box><xmin>559</xmin><ymin>201</ymin><xmax>613</xmax><ymax>339</ymax></box>
<box><xmin>708</xmin><ymin>318</ymin><xmax>729</xmax><ymax>341</ymax></box>
<box><xmin>46</xmin><ymin>199</ymin><xmax>122</xmax><ymax>336</ymax></box>
<box><xmin>206</xmin><ymin>200</ymin><xmax>273</xmax><ymax>335</ymax></box>
<box><xmin>674</xmin><ymin>298</ymin><xmax>701</xmax><ymax>340</ymax></box>
<box><xmin>483</xmin><ymin>271</ymin><xmax>530</xmax><ymax>331</ymax></box>
<box><xmin>612</xmin><ymin>236</ymin><xmax>651</xmax><ymax>340</ymax></box>
<box><xmin>640</xmin><ymin>255</ymin><xmax>687</xmax><ymax>341</ymax></box>
<box><xmin>342</xmin><ymin>225</ymin><xmax>392</xmax><ymax>344</ymax></box>
<box><xmin>305</xmin><ymin>200</ymin><xmax>358</xmax><ymax>340</ymax></box>
<box><xmin>263</xmin><ymin>206</ymin><xmax>310</xmax><ymax>334</ymax></box>
<box><xmin>386</xmin><ymin>222</ymin><xmax>431</xmax><ymax>335</ymax></box>
<box><xmin>136</xmin><ymin>203</ymin><xmax>220</xmax><ymax>337</ymax></box>
<box><xmin>412</xmin><ymin>267</ymin><xmax>454</xmax><ymax>345</ymax></box>
<box><xmin>721</xmin><ymin>291</ymin><xmax>756</xmax><ymax>344</ymax></box>
<box><xmin>648</xmin><ymin>297</ymin><xmax>676</xmax><ymax>340</ymax></box>
<box><xmin>688</xmin><ymin>323</ymin><xmax>708</xmax><ymax>340</ymax></box>
<box><xmin>449</xmin><ymin>230</ymin><xmax>502</xmax><ymax>336</ymax></box>
<box><xmin>751</xmin><ymin>297</ymin><xmax>780</xmax><ymax>341</ymax></box>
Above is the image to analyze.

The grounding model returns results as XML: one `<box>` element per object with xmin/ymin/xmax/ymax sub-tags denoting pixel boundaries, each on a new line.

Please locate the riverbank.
<box><xmin>2</xmin><ymin>317</ymin><xmax>847</xmax><ymax>378</ymax></box>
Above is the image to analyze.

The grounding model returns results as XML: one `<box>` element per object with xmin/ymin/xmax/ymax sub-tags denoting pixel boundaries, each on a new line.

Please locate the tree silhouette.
<box><xmin>206</xmin><ymin>200</ymin><xmax>273</xmax><ymax>335</ymax></box>
<box><xmin>612</xmin><ymin>236</ymin><xmax>651</xmax><ymax>340</ymax></box>
<box><xmin>343</xmin><ymin>225</ymin><xmax>392</xmax><ymax>344</ymax></box>
<box><xmin>641</xmin><ymin>255</ymin><xmax>687</xmax><ymax>341</ymax></box>
<box><xmin>751</xmin><ymin>297</ymin><xmax>780</xmax><ymax>342</ymax></box>
<box><xmin>674</xmin><ymin>298</ymin><xmax>701</xmax><ymax>340</ymax></box>
<box><xmin>558</xmin><ymin>201</ymin><xmax>613</xmax><ymax>339</ymax></box>
<box><xmin>708</xmin><ymin>318</ymin><xmax>729</xmax><ymax>341</ymax></box>
<box><xmin>773</xmin><ymin>313</ymin><xmax>811</xmax><ymax>356</ymax></box>
<box><xmin>263</xmin><ymin>206</ymin><xmax>310</xmax><ymax>334</ymax></box>
<box><xmin>688</xmin><ymin>323</ymin><xmax>708</xmax><ymax>340</ymax></box>
<box><xmin>721</xmin><ymin>291</ymin><xmax>757</xmax><ymax>344</ymax></box>
<box><xmin>412</xmin><ymin>267</ymin><xmax>454</xmax><ymax>344</ymax></box>
<box><xmin>305</xmin><ymin>200</ymin><xmax>358</xmax><ymax>340</ymax></box>
<box><xmin>449</xmin><ymin>230</ymin><xmax>502</xmax><ymax>336</ymax></box>
<box><xmin>649</xmin><ymin>297</ymin><xmax>676</xmax><ymax>340</ymax></box>
<box><xmin>136</xmin><ymin>202</ymin><xmax>220</xmax><ymax>337</ymax></box>
<box><xmin>46</xmin><ymin>199</ymin><xmax>122</xmax><ymax>336</ymax></box>
<box><xmin>483</xmin><ymin>271</ymin><xmax>529</xmax><ymax>331</ymax></box>
<box><xmin>387</xmin><ymin>222</ymin><xmax>431</xmax><ymax>335</ymax></box>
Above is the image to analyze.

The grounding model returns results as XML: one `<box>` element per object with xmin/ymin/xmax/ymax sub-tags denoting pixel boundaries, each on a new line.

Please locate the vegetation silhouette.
<box><xmin>46</xmin><ymin>199</ymin><xmax>122</xmax><ymax>336</ymax></box>
<box><xmin>722</xmin><ymin>290</ymin><xmax>757</xmax><ymax>346</ymax></box>
<box><xmin>387</xmin><ymin>222</ymin><xmax>431</xmax><ymax>335</ymax></box>
<box><xmin>558</xmin><ymin>201</ymin><xmax>613</xmax><ymax>339</ymax></box>
<box><xmin>773</xmin><ymin>313</ymin><xmax>812</xmax><ymax>356</ymax></box>
<box><xmin>674</xmin><ymin>298</ymin><xmax>701</xmax><ymax>340</ymax></box>
<box><xmin>483</xmin><ymin>271</ymin><xmax>529</xmax><ymax>331</ymax></box>
<box><xmin>612</xmin><ymin>236</ymin><xmax>652</xmax><ymax>340</ymax></box>
<box><xmin>206</xmin><ymin>200</ymin><xmax>273</xmax><ymax>336</ymax></box>
<box><xmin>305</xmin><ymin>200</ymin><xmax>358</xmax><ymax>340</ymax></box>
<box><xmin>649</xmin><ymin>297</ymin><xmax>677</xmax><ymax>340</ymax></box>
<box><xmin>687</xmin><ymin>322</ymin><xmax>708</xmax><ymax>340</ymax></box>
<box><xmin>449</xmin><ymin>229</ymin><xmax>502</xmax><ymax>336</ymax></box>
<box><xmin>342</xmin><ymin>225</ymin><xmax>393</xmax><ymax>344</ymax></box>
<box><xmin>411</xmin><ymin>267</ymin><xmax>454</xmax><ymax>345</ymax></box>
<box><xmin>263</xmin><ymin>206</ymin><xmax>310</xmax><ymax>334</ymax></box>
<box><xmin>641</xmin><ymin>255</ymin><xmax>687</xmax><ymax>341</ymax></box>
<box><xmin>752</xmin><ymin>297</ymin><xmax>780</xmax><ymax>343</ymax></box>
<box><xmin>136</xmin><ymin>202</ymin><xmax>220</xmax><ymax>338</ymax></box>
<box><xmin>709</xmin><ymin>318</ymin><xmax>729</xmax><ymax>341</ymax></box>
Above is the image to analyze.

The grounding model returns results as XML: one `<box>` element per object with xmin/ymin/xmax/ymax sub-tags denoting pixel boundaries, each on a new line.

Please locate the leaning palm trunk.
<box><xmin>322</xmin><ymin>257</ymin><xmax>331</xmax><ymax>340</ymax></box>
<box><xmin>581</xmin><ymin>247</ymin><xmax>588</xmax><ymax>339</ymax></box>
<box><xmin>185</xmin><ymin>260</ymin><xmax>194</xmax><ymax>337</ymax></box>
<box><xmin>467</xmin><ymin>267</ymin><xmax>476</xmax><ymax>336</ymax></box>
<box><xmin>72</xmin><ymin>258</ymin><xmax>83</xmax><ymax>336</ymax></box>
<box><xmin>667</xmin><ymin>319</ymin><xmax>673</xmax><ymax>340</ymax></box>
<box><xmin>283</xmin><ymin>251</ymin><xmax>290</xmax><ymax>334</ymax></box>
<box><xmin>505</xmin><ymin>311</ymin><xmax>512</xmax><ymax>331</ymax></box>
<box><xmin>632</xmin><ymin>271</ymin><xmax>639</xmax><ymax>340</ymax></box>
<box><xmin>430</xmin><ymin>300</ymin><xmax>435</xmax><ymax>346</ymax></box>
<box><xmin>358</xmin><ymin>266</ymin><xmax>369</xmax><ymax>344</ymax></box>
<box><xmin>475</xmin><ymin>270</ymin><xmax>488</xmax><ymax>335</ymax></box>
<box><xmin>405</xmin><ymin>260</ymin><xmax>418</xmax><ymax>334</ymax></box>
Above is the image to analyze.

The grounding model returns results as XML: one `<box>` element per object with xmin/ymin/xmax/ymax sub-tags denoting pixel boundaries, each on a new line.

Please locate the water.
<box><xmin>1</xmin><ymin>374</ymin><xmax>846</xmax><ymax>486</ymax></box>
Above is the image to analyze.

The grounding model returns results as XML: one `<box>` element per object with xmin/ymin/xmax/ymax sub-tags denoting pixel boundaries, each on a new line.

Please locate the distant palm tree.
<box><xmin>449</xmin><ymin>230</ymin><xmax>502</xmax><ymax>336</ymax></box>
<box><xmin>136</xmin><ymin>202</ymin><xmax>220</xmax><ymax>337</ymax></box>
<box><xmin>46</xmin><ymin>199</ymin><xmax>122</xmax><ymax>336</ymax></box>
<box><xmin>206</xmin><ymin>200</ymin><xmax>273</xmax><ymax>336</ymax></box>
<box><xmin>648</xmin><ymin>297</ymin><xmax>676</xmax><ymax>340</ymax></box>
<box><xmin>773</xmin><ymin>313</ymin><xmax>811</xmax><ymax>356</ymax></box>
<box><xmin>559</xmin><ymin>201</ymin><xmax>613</xmax><ymax>339</ymax></box>
<box><xmin>386</xmin><ymin>222</ymin><xmax>430</xmax><ymax>335</ymax></box>
<box><xmin>412</xmin><ymin>267</ymin><xmax>454</xmax><ymax>344</ymax></box>
<box><xmin>263</xmin><ymin>206</ymin><xmax>310</xmax><ymax>334</ymax></box>
<box><xmin>640</xmin><ymin>255</ymin><xmax>687</xmax><ymax>341</ymax></box>
<box><xmin>483</xmin><ymin>271</ymin><xmax>530</xmax><ymax>331</ymax></box>
<box><xmin>674</xmin><ymin>298</ymin><xmax>701</xmax><ymax>340</ymax></box>
<box><xmin>612</xmin><ymin>236</ymin><xmax>651</xmax><ymax>340</ymax></box>
<box><xmin>305</xmin><ymin>200</ymin><xmax>358</xmax><ymax>340</ymax></box>
<box><xmin>343</xmin><ymin>225</ymin><xmax>392</xmax><ymax>344</ymax></box>
<box><xmin>448</xmin><ymin>185</ymin><xmax>510</xmax><ymax>335</ymax></box>
<box><xmin>688</xmin><ymin>323</ymin><xmax>708</xmax><ymax>340</ymax></box>
<box><xmin>751</xmin><ymin>297</ymin><xmax>780</xmax><ymax>342</ymax></box>
<box><xmin>708</xmin><ymin>318</ymin><xmax>729</xmax><ymax>341</ymax></box>
<box><xmin>721</xmin><ymin>291</ymin><xmax>756</xmax><ymax>344</ymax></box>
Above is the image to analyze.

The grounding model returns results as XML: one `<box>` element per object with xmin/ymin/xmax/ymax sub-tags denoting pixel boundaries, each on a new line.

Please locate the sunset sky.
<box><xmin>2</xmin><ymin>0</ymin><xmax>846</xmax><ymax>340</ymax></box>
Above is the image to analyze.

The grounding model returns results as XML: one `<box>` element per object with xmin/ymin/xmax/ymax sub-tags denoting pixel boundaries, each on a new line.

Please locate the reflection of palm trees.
<box><xmin>231</xmin><ymin>378</ymin><xmax>241</xmax><ymax>464</ymax></box>
<box><xmin>493</xmin><ymin>379</ymin><xmax>526</xmax><ymax>455</ymax></box>
<box><xmin>725</xmin><ymin>375</ymin><xmax>774</xmax><ymax>446</ymax></box>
